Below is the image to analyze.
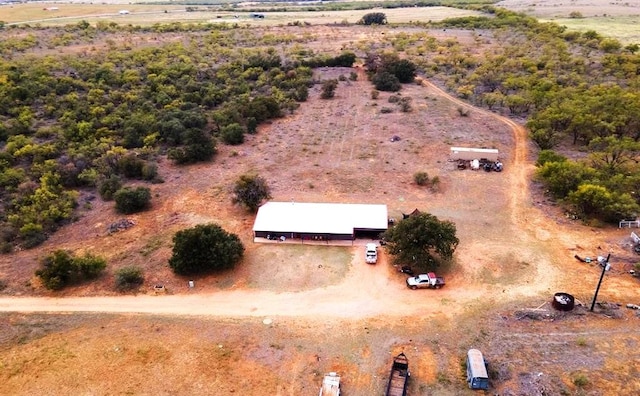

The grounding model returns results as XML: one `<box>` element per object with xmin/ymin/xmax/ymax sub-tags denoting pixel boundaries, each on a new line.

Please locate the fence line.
<box><xmin>619</xmin><ymin>220</ymin><xmax>640</xmax><ymax>228</ymax></box>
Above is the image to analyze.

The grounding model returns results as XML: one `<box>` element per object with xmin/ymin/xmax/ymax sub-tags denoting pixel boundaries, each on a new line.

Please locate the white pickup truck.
<box><xmin>365</xmin><ymin>243</ymin><xmax>378</xmax><ymax>264</ymax></box>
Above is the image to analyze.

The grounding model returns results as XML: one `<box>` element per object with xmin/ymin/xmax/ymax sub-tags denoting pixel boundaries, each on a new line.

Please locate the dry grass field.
<box><xmin>1</xmin><ymin>5</ymin><xmax>483</xmax><ymax>26</ymax></box>
<box><xmin>0</xmin><ymin>4</ymin><xmax>639</xmax><ymax>395</ymax></box>
<box><xmin>497</xmin><ymin>0</ymin><xmax>640</xmax><ymax>44</ymax></box>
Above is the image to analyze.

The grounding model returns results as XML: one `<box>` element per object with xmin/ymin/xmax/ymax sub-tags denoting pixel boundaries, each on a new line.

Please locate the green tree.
<box><xmin>383</xmin><ymin>212</ymin><xmax>459</xmax><ymax>272</ymax></box>
<box><xmin>588</xmin><ymin>136</ymin><xmax>640</xmax><ymax>175</ymax></box>
<box><xmin>535</xmin><ymin>150</ymin><xmax>567</xmax><ymax>167</ymax></box>
<box><xmin>232</xmin><ymin>173</ymin><xmax>272</xmax><ymax>212</ymax></box>
<box><xmin>567</xmin><ymin>184</ymin><xmax>639</xmax><ymax>221</ymax></box>
<box><xmin>536</xmin><ymin>161</ymin><xmax>597</xmax><ymax>198</ymax></box>
<box><xmin>169</xmin><ymin>224</ymin><xmax>244</xmax><ymax>275</ymax></box>
<box><xmin>359</xmin><ymin>12</ymin><xmax>387</xmax><ymax>25</ymax></box>
<box><xmin>114</xmin><ymin>186</ymin><xmax>151</xmax><ymax>214</ymax></box>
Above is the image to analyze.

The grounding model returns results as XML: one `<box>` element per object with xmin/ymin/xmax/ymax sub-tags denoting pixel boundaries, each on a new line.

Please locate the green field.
<box><xmin>544</xmin><ymin>15</ymin><xmax>640</xmax><ymax>45</ymax></box>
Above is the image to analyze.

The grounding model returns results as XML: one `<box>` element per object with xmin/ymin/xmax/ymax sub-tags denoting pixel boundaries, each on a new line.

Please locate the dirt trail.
<box><xmin>0</xmin><ymin>79</ymin><xmax>561</xmax><ymax>318</ymax></box>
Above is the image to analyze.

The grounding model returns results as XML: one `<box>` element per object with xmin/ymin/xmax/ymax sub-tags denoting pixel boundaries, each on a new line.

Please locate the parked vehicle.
<box><xmin>365</xmin><ymin>243</ymin><xmax>378</xmax><ymax>264</ymax></box>
<box><xmin>466</xmin><ymin>349</ymin><xmax>489</xmax><ymax>390</ymax></box>
<box><xmin>319</xmin><ymin>372</ymin><xmax>340</xmax><ymax>396</ymax></box>
<box><xmin>406</xmin><ymin>272</ymin><xmax>445</xmax><ymax>289</ymax></box>
<box><xmin>386</xmin><ymin>352</ymin><xmax>410</xmax><ymax>396</ymax></box>
<box><xmin>398</xmin><ymin>265</ymin><xmax>414</xmax><ymax>275</ymax></box>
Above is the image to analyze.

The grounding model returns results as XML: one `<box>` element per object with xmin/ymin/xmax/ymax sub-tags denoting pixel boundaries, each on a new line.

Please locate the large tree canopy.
<box><xmin>169</xmin><ymin>224</ymin><xmax>244</xmax><ymax>276</ymax></box>
<box><xmin>383</xmin><ymin>212</ymin><xmax>459</xmax><ymax>272</ymax></box>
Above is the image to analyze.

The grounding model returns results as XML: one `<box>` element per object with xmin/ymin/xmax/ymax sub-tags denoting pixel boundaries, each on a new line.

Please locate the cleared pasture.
<box><xmin>544</xmin><ymin>16</ymin><xmax>640</xmax><ymax>45</ymax></box>
<box><xmin>2</xmin><ymin>5</ymin><xmax>484</xmax><ymax>26</ymax></box>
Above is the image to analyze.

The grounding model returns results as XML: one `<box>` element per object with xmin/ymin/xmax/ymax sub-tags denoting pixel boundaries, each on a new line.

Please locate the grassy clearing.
<box><xmin>545</xmin><ymin>16</ymin><xmax>640</xmax><ymax>45</ymax></box>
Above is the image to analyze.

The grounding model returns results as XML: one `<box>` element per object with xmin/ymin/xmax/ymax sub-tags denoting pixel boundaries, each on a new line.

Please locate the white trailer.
<box><xmin>450</xmin><ymin>147</ymin><xmax>499</xmax><ymax>162</ymax></box>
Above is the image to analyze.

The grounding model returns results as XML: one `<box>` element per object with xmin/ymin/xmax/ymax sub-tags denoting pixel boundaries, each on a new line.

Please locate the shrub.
<box><xmin>292</xmin><ymin>85</ymin><xmax>309</xmax><ymax>102</ymax></box>
<box><xmin>169</xmin><ymin>224</ymin><xmax>244</xmax><ymax>275</ymax></box>
<box><xmin>167</xmin><ymin>129</ymin><xmax>216</xmax><ymax>164</ymax></box>
<box><xmin>457</xmin><ymin>106</ymin><xmax>470</xmax><ymax>116</ymax></box>
<box><xmin>232</xmin><ymin>173</ymin><xmax>272</xmax><ymax>212</ymax></box>
<box><xmin>372</xmin><ymin>72</ymin><xmax>401</xmax><ymax>92</ymax></box>
<box><xmin>387</xmin><ymin>59</ymin><xmax>417</xmax><ymax>83</ymax></box>
<box><xmin>221</xmin><ymin>123</ymin><xmax>245</xmax><ymax>145</ymax></box>
<box><xmin>330</xmin><ymin>51</ymin><xmax>356</xmax><ymax>67</ymax></box>
<box><xmin>430</xmin><ymin>176</ymin><xmax>441</xmax><ymax>192</ymax></box>
<box><xmin>115</xmin><ymin>266</ymin><xmax>144</xmax><ymax>291</ymax></box>
<box><xmin>36</xmin><ymin>250</ymin><xmax>107</xmax><ymax>290</ymax></box>
<box><xmin>371</xmin><ymin>90</ymin><xmax>380</xmax><ymax>99</ymax></box>
<box><xmin>573</xmin><ymin>373</ymin><xmax>589</xmax><ymax>388</ymax></box>
<box><xmin>321</xmin><ymin>79</ymin><xmax>338</xmax><ymax>99</ymax></box>
<box><xmin>114</xmin><ymin>186</ymin><xmax>151</xmax><ymax>214</ymax></box>
<box><xmin>414</xmin><ymin>171</ymin><xmax>429</xmax><ymax>186</ymax></box>
<box><xmin>141</xmin><ymin>162</ymin><xmax>160</xmax><ymax>182</ymax></box>
<box><xmin>98</xmin><ymin>175</ymin><xmax>122</xmax><ymax>201</ymax></box>
<box><xmin>399</xmin><ymin>97</ymin><xmax>412</xmax><ymax>112</ymax></box>
<box><xmin>20</xmin><ymin>223</ymin><xmax>47</xmax><ymax>248</ymax></box>
<box><xmin>117</xmin><ymin>154</ymin><xmax>145</xmax><ymax>178</ymax></box>
<box><xmin>246</xmin><ymin>117</ymin><xmax>258</xmax><ymax>134</ymax></box>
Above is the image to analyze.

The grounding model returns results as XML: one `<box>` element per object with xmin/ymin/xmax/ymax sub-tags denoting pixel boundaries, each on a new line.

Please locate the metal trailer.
<box><xmin>386</xmin><ymin>353</ymin><xmax>410</xmax><ymax>396</ymax></box>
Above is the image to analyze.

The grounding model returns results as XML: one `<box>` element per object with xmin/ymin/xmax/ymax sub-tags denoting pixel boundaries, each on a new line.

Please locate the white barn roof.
<box><xmin>253</xmin><ymin>202</ymin><xmax>388</xmax><ymax>235</ymax></box>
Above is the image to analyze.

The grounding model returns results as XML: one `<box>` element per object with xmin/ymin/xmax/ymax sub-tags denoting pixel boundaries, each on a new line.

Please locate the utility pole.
<box><xmin>590</xmin><ymin>253</ymin><xmax>611</xmax><ymax>312</ymax></box>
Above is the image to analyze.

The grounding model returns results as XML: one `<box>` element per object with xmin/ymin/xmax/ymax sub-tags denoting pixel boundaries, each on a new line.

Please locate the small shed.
<box><xmin>450</xmin><ymin>147</ymin><xmax>499</xmax><ymax>162</ymax></box>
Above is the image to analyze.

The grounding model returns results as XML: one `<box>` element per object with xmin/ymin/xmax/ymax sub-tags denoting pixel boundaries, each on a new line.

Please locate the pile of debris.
<box><xmin>457</xmin><ymin>159</ymin><xmax>503</xmax><ymax>172</ymax></box>
<box><xmin>107</xmin><ymin>218</ymin><xmax>136</xmax><ymax>234</ymax></box>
